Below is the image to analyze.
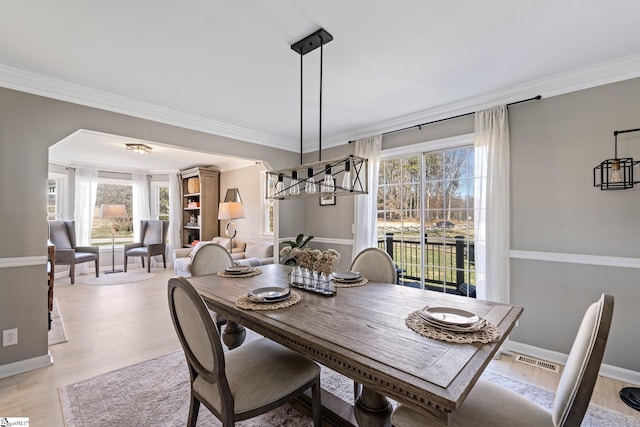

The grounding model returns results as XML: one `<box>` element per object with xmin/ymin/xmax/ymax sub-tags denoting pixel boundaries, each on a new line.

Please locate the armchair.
<box><xmin>48</xmin><ymin>220</ymin><xmax>99</xmax><ymax>285</ymax></box>
<box><xmin>124</xmin><ymin>220</ymin><xmax>169</xmax><ymax>273</ymax></box>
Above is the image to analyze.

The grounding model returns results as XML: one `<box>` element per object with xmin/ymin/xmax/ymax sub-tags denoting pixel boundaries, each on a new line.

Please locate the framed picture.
<box><xmin>319</xmin><ymin>195</ymin><xmax>336</xmax><ymax>206</ymax></box>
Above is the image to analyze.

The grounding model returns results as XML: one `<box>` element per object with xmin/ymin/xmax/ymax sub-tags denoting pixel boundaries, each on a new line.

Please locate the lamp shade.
<box><xmin>99</xmin><ymin>204</ymin><xmax>128</xmax><ymax>218</ymax></box>
<box><xmin>218</xmin><ymin>202</ymin><xmax>245</xmax><ymax>220</ymax></box>
<box><xmin>223</xmin><ymin>188</ymin><xmax>243</xmax><ymax>203</ymax></box>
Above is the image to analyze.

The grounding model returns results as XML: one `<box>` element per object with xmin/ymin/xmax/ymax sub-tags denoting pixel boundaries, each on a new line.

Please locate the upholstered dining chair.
<box><xmin>391</xmin><ymin>293</ymin><xmax>614</xmax><ymax>427</ymax></box>
<box><xmin>350</xmin><ymin>247</ymin><xmax>397</xmax><ymax>284</ymax></box>
<box><xmin>48</xmin><ymin>220</ymin><xmax>99</xmax><ymax>285</ymax></box>
<box><xmin>124</xmin><ymin>220</ymin><xmax>169</xmax><ymax>273</ymax></box>
<box><xmin>350</xmin><ymin>247</ymin><xmax>398</xmax><ymax>400</ymax></box>
<box><xmin>168</xmin><ymin>276</ymin><xmax>321</xmax><ymax>427</ymax></box>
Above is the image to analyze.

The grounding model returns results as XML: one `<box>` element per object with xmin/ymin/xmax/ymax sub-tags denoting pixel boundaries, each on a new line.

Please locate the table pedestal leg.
<box><xmin>354</xmin><ymin>386</ymin><xmax>392</xmax><ymax>427</ymax></box>
<box><xmin>222</xmin><ymin>320</ymin><xmax>246</xmax><ymax>349</ymax></box>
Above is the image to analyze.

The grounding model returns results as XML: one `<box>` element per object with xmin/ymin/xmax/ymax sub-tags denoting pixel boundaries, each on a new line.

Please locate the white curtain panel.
<box><xmin>73</xmin><ymin>168</ymin><xmax>98</xmax><ymax>275</ymax></box>
<box><xmin>167</xmin><ymin>172</ymin><xmax>183</xmax><ymax>268</ymax></box>
<box><xmin>353</xmin><ymin>135</ymin><xmax>382</xmax><ymax>260</ymax></box>
<box><xmin>474</xmin><ymin>105</ymin><xmax>510</xmax><ymax>304</ymax></box>
<box><xmin>132</xmin><ymin>173</ymin><xmax>151</xmax><ymax>242</ymax></box>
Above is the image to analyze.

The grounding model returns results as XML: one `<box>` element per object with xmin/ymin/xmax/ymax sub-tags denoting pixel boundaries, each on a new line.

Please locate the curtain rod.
<box><xmin>348</xmin><ymin>95</ymin><xmax>541</xmax><ymax>143</ymax></box>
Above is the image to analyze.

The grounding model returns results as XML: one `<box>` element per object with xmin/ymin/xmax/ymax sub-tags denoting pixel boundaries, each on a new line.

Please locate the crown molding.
<box><xmin>2</xmin><ymin>53</ymin><xmax>640</xmax><ymax>153</ymax></box>
<box><xmin>0</xmin><ymin>64</ymin><xmax>296</xmax><ymax>152</ymax></box>
<box><xmin>325</xmin><ymin>53</ymin><xmax>640</xmax><ymax>147</ymax></box>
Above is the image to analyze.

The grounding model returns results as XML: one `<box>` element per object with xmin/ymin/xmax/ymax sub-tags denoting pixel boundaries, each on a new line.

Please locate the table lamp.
<box><xmin>100</xmin><ymin>204</ymin><xmax>128</xmax><ymax>274</ymax></box>
<box><xmin>218</xmin><ymin>188</ymin><xmax>245</xmax><ymax>251</ymax></box>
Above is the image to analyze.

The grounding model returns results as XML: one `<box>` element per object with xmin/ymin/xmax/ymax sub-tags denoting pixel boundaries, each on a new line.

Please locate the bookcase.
<box><xmin>180</xmin><ymin>167</ymin><xmax>220</xmax><ymax>248</ymax></box>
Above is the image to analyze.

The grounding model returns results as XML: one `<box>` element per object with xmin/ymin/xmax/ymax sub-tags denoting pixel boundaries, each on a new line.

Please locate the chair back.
<box><xmin>48</xmin><ymin>220</ymin><xmax>76</xmax><ymax>249</ymax></box>
<box><xmin>552</xmin><ymin>293</ymin><xmax>614</xmax><ymax>426</ymax></box>
<box><xmin>167</xmin><ymin>276</ymin><xmax>232</xmax><ymax>401</ymax></box>
<box><xmin>191</xmin><ymin>242</ymin><xmax>233</xmax><ymax>276</ymax></box>
<box><xmin>140</xmin><ymin>220</ymin><xmax>169</xmax><ymax>245</ymax></box>
<box><xmin>351</xmin><ymin>247</ymin><xmax>396</xmax><ymax>283</ymax></box>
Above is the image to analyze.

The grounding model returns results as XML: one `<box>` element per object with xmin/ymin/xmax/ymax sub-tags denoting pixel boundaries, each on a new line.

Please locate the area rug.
<box><xmin>58</xmin><ymin>350</ymin><xmax>638</xmax><ymax>427</ymax></box>
<box><xmin>81</xmin><ymin>271</ymin><xmax>155</xmax><ymax>286</ymax></box>
<box><xmin>48</xmin><ymin>297</ymin><xmax>68</xmax><ymax>346</ymax></box>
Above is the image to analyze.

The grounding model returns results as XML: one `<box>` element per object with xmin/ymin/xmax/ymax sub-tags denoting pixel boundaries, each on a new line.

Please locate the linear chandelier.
<box><xmin>593</xmin><ymin>128</ymin><xmax>640</xmax><ymax>190</ymax></box>
<box><xmin>266</xmin><ymin>28</ymin><xmax>368</xmax><ymax>200</ymax></box>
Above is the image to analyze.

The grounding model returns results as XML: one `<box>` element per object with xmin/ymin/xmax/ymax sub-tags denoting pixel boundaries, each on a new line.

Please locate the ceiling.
<box><xmin>3</xmin><ymin>1</ymin><xmax>640</xmax><ymax>171</ymax></box>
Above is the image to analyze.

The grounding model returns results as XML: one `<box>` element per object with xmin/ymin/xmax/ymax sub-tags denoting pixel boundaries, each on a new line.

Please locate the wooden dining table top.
<box><xmin>188</xmin><ymin>263</ymin><xmax>523</xmax><ymax>423</ymax></box>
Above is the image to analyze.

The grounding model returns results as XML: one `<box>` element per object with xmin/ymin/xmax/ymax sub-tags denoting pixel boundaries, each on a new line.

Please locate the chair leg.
<box><xmin>187</xmin><ymin>393</ymin><xmax>200</xmax><ymax>427</ymax></box>
<box><xmin>141</xmin><ymin>257</ymin><xmax>145</xmax><ymax>270</ymax></box>
<box><xmin>70</xmin><ymin>262</ymin><xmax>75</xmax><ymax>285</ymax></box>
<box><xmin>147</xmin><ymin>256</ymin><xmax>151</xmax><ymax>273</ymax></box>
<box><xmin>162</xmin><ymin>253</ymin><xmax>166</xmax><ymax>269</ymax></box>
<box><xmin>311</xmin><ymin>377</ymin><xmax>321</xmax><ymax>427</ymax></box>
<box><xmin>124</xmin><ymin>255</ymin><xmax>128</xmax><ymax>272</ymax></box>
<box><xmin>95</xmin><ymin>259</ymin><xmax>99</xmax><ymax>277</ymax></box>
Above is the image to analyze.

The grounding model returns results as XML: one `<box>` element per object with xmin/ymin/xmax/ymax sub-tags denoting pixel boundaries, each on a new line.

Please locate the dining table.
<box><xmin>188</xmin><ymin>263</ymin><xmax>523</xmax><ymax>426</ymax></box>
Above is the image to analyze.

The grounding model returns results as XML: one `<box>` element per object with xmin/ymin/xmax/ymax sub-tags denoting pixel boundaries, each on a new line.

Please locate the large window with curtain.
<box><xmin>377</xmin><ymin>142</ymin><xmax>476</xmax><ymax>296</ymax></box>
<box><xmin>91</xmin><ymin>179</ymin><xmax>134</xmax><ymax>246</ymax></box>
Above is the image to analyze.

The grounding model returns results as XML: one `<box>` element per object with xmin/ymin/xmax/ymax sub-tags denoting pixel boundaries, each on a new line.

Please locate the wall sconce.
<box><xmin>593</xmin><ymin>128</ymin><xmax>640</xmax><ymax>190</ymax></box>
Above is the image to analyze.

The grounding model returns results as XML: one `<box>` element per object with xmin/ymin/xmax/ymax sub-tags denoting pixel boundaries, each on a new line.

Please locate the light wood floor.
<box><xmin>0</xmin><ymin>268</ymin><xmax>637</xmax><ymax>426</ymax></box>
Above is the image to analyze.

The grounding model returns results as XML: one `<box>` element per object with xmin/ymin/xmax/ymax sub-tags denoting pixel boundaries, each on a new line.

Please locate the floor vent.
<box><xmin>514</xmin><ymin>354</ymin><xmax>560</xmax><ymax>373</ymax></box>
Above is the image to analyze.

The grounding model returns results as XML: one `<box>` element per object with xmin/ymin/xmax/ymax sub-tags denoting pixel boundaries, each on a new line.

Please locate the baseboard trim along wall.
<box><xmin>507</xmin><ymin>340</ymin><xmax>640</xmax><ymax>385</ymax></box>
<box><xmin>510</xmin><ymin>250</ymin><xmax>640</xmax><ymax>269</ymax></box>
<box><xmin>0</xmin><ymin>353</ymin><xmax>53</xmax><ymax>380</ymax></box>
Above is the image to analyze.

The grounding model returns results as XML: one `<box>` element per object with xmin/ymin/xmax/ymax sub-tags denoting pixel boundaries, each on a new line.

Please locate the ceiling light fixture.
<box><xmin>125</xmin><ymin>143</ymin><xmax>152</xmax><ymax>154</ymax></box>
<box><xmin>593</xmin><ymin>128</ymin><xmax>640</xmax><ymax>190</ymax></box>
<box><xmin>266</xmin><ymin>28</ymin><xmax>368</xmax><ymax>200</ymax></box>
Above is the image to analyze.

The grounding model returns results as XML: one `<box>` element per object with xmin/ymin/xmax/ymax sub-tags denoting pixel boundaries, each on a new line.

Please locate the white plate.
<box><xmin>421</xmin><ymin>307</ymin><xmax>479</xmax><ymax>326</ymax></box>
<box><xmin>250</xmin><ymin>287</ymin><xmax>291</xmax><ymax>300</ymax></box>
<box><xmin>333</xmin><ymin>272</ymin><xmax>362</xmax><ymax>281</ymax></box>
<box><xmin>225</xmin><ymin>266</ymin><xmax>253</xmax><ymax>274</ymax></box>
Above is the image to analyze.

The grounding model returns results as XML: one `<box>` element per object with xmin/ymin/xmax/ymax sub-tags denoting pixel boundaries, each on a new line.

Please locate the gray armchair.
<box><xmin>124</xmin><ymin>220</ymin><xmax>169</xmax><ymax>273</ymax></box>
<box><xmin>48</xmin><ymin>220</ymin><xmax>99</xmax><ymax>285</ymax></box>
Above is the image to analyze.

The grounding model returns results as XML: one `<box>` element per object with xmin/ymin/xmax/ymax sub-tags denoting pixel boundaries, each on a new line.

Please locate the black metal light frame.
<box><xmin>593</xmin><ymin>128</ymin><xmax>640</xmax><ymax>190</ymax></box>
<box><xmin>265</xmin><ymin>28</ymin><xmax>368</xmax><ymax>200</ymax></box>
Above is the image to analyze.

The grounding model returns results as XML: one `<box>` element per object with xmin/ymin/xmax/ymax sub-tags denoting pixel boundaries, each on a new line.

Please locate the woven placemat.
<box><xmin>332</xmin><ymin>278</ymin><xmax>368</xmax><ymax>288</ymax></box>
<box><xmin>405</xmin><ymin>311</ymin><xmax>499</xmax><ymax>344</ymax></box>
<box><xmin>217</xmin><ymin>268</ymin><xmax>262</xmax><ymax>278</ymax></box>
<box><xmin>235</xmin><ymin>290</ymin><xmax>301</xmax><ymax>310</ymax></box>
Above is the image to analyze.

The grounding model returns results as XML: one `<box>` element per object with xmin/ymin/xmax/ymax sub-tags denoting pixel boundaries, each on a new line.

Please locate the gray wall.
<box><xmin>508</xmin><ymin>79</ymin><xmax>640</xmax><ymax>372</ymax></box>
<box><xmin>0</xmin><ymin>87</ymin><xmax>297</xmax><ymax>367</ymax></box>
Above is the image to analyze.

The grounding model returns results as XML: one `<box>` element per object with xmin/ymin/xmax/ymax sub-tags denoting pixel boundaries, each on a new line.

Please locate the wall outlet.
<box><xmin>3</xmin><ymin>328</ymin><xmax>18</xmax><ymax>346</ymax></box>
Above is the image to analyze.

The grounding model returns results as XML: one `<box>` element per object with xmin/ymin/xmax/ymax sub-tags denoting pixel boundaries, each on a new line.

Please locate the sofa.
<box><xmin>172</xmin><ymin>237</ymin><xmax>274</xmax><ymax>277</ymax></box>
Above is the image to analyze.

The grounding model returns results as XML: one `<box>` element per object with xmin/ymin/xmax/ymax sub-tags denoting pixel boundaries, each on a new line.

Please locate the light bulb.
<box><xmin>611</xmin><ymin>160</ymin><xmax>623</xmax><ymax>183</ymax></box>
<box><xmin>305</xmin><ymin>168</ymin><xmax>316</xmax><ymax>194</ymax></box>
<box><xmin>290</xmin><ymin>170</ymin><xmax>300</xmax><ymax>195</ymax></box>
<box><xmin>275</xmin><ymin>174</ymin><xmax>284</xmax><ymax>194</ymax></box>
<box><xmin>341</xmin><ymin>159</ymin><xmax>351</xmax><ymax>190</ymax></box>
<box><xmin>323</xmin><ymin>165</ymin><xmax>335</xmax><ymax>193</ymax></box>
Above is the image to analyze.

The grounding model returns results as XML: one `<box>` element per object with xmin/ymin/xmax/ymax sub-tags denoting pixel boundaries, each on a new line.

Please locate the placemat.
<box><xmin>235</xmin><ymin>290</ymin><xmax>301</xmax><ymax>310</ymax></box>
<box><xmin>217</xmin><ymin>268</ymin><xmax>262</xmax><ymax>278</ymax></box>
<box><xmin>405</xmin><ymin>311</ymin><xmax>499</xmax><ymax>344</ymax></box>
<box><xmin>332</xmin><ymin>278</ymin><xmax>368</xmax><ymax>288</ymax></box>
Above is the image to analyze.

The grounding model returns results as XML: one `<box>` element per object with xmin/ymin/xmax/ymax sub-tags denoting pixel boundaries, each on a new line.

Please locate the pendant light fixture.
<box><xmin>593</xmin><ymin>128</ymin><xmax>640</xmax><ymax>190</ymax></box>
<box><xmin>266</xmin><ymin>28</ymin><xmax>368</xmax><ymax>200</ymax></box>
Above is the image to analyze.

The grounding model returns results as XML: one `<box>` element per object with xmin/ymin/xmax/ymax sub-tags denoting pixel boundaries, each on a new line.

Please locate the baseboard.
<box><xmin>507</xmin><ymin>340</ymin><xmax>640</xmax><ymax>385</ymax></box>
<box><xmin>0</xmin><ymin>352</ymin><xmax>53</xmax><ymax>379</ymax></box>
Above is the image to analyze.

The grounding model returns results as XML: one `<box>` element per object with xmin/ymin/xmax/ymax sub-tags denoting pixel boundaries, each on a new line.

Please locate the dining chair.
<box><xmin>48</xmin><ymin>220</ymin><xmax>99</xmax><ymax>284</ymax></box>
<box><xmin>167</xmin><ymin>276</ymin><xmax>321</xmax><ymax>427</ymax></box>
<box><xmin>350</xmin><ymin>247</ymin><xmax>397</xmax><ymax>284</ymax></box>
<box><xmin>350</xmin><ymin>247</ymin><xmax>397</xmax><ymax>401</ymax></box>
<box><xmin>391</xmin><ymin>293</ymin><xmax>614</xmax><ymax>427</ymax></box>
<box><xmin>124</xmin><ymin>220</ymin><xmax>169</xmax><ymax>273</ymax></box>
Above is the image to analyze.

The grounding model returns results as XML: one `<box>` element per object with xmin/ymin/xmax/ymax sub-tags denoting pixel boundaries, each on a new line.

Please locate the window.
<box><xmin>377</xmin><ymin>139</ymin><xmax>475</xmax><ymax>295</ymax></box>
<box><xmin>262</xmin><ymin>173</ymin><xmax>274</xmax><ymax>235</ymax></box>
<box><xmin>92</xmin><ymin>179</ymin><xmax>133</xmax><ymax>246</ymax></box>
<box><xmin>47</xmin><ymin>179</ymin><xmax>58</xmax><ymax>220</ymax></box>
<box><xmin>151</xmin><ymin>182</ymin><xmax>170</xmax><ymax>220</ymax></box>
